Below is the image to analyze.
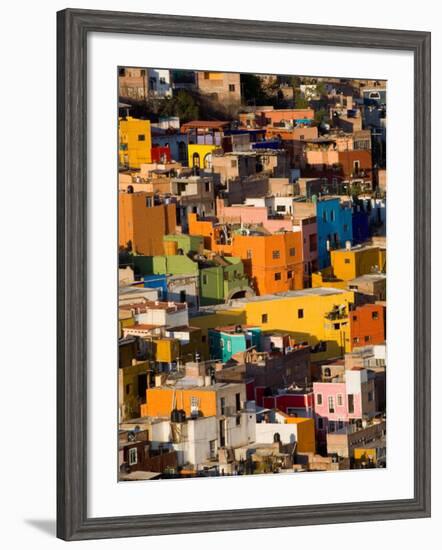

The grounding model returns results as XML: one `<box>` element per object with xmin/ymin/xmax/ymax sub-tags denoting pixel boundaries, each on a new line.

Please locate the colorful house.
<box><xmin>350</xmin><ymin>303</ymin><xmax>385</xmax><ymax>349</ymax></box>
<box><xmin>188</xmin><ymin>143</ymin><xmax>219</xmax><ymax>170</ymax></box>
<box><xmin>330</xmin><ymin>244</ymin><xmax>386</xmax><ymax>281</ymax></box>
<box><xmin>352</xmin><ymin>208</ymin><xmax>370</xmax><ymax>245</ymax></box>
<box><xmin>230</xmin><ymin>230</ymin><xmax>304</xmax><ymax>295</ymax></box>
<box><xmin>313</xmin><ymin>367</ymin><xmax>377</xmax><ymax>449</ymax></box>
<box><xmin>134</xmin><ymin>252</ymin><xmax>253</xmax><ymax>306</ymax></box>
<box><xmin>118</xmin><ymin>191</ymin><xmax>176</xmax><ymax>256</ymax></box>
<box><xmin>192</xmin><ymin>287</ymin><xmax>355</xmax><ymax>362</ymax></box>
<box><xmin>315</xmin><ymin>197</ymin><xmax>353</xmax><ymax>268</ymax></box>
<box><xmin>208</xmin><ymin>325</ymin><xmax>261</xmax><ymax>363</ymax></box>
<box><xmin>119</xmin><ymin>117</ymin><xmax>152</xmax><ymax>169</ymax></box>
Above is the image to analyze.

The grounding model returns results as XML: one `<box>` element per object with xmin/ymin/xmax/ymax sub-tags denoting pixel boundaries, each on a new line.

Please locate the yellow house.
<box><xmin>119</xmin><ymin>309</ymin><xmax>135</xmax><ymax>338</ymax></box>
<box><xmin>190</xmin><ymin>309</ymin><xmax>247</xmax><ymax>343</ymax></box>
<box><xmin>353</xmin><ymin>447</ymin><xmax>378</xmax><ymax>467</ymax></box>
<box><xmin>188</xmin><ymin>143</ymin><xmax>218</xmax><ymax>169</ymax></box>
<box><xmin>330</xmin><ymin>245</ymin><xmax>386</xmax><ymax>281</ymax></box>
<box><xmin>285</xmin><ymin>417</ymin><xmax>316</xmax><ymax>454</ymax></box>
<box><xmin>119</xmin><ymin>360</ymin><xmax>150</xmax><ymax>421</ymax></box>
<box><xmin>153</xmin><ymin>338</ymin><xmax>181</xmax><ymax>363</ymax></box>
<box><xmin>193</xmin><ymin>288</ymin><xmax>354</xmax><ymax>361</ymax></box>
<box><xmin>119</xmin><ymin>116</ymin><xmax>152</xmax><ymax>169</ymax></box>
<box><xmin>311</xmin><ymin>267</ymin><xmax>347</xmax><ymax>289</ymax></box>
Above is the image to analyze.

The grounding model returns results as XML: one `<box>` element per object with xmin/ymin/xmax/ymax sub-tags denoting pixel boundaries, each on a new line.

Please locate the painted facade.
<box><xmin>119</xmin><ymin>117</ymin><xmax>152</xmax><ymax>169</ymax></box>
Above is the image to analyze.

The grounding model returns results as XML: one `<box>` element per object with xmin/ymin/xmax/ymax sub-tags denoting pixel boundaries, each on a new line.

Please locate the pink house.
<box><xmin>313</xmin><ymin>368</ymin><xmax>376</xmax><ymax>445</ymax></box>
<box><xmin>294</xmin><ymin>214</ymin><xmax>318</xmax><ymax>280</ymax></box>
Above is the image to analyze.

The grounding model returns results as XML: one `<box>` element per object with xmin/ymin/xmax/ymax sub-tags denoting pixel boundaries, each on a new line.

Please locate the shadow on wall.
<box><xmin>24</xmin><ymin>519</ymin><xmax>56</xmax><ymax>537</ymax></box>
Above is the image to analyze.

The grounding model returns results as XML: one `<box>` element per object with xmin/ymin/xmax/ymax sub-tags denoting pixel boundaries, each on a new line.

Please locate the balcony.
<box><xmin>324</xmin><ymin>307</ymin><xmax>347</xmax><ymax>321</ymax></box>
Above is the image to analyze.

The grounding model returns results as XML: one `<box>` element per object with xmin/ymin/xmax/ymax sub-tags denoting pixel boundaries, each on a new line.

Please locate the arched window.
<box><xmin>204</xmin><ymin>153</ymin><xmax>213</xmax><ymax>170</ymax></box>
<box><xmin>192</xmin><ymin>152</ymin><xmax>200</xmax><ymax>168</ymax></box>
<box><xmin>324</xmin><ymin>367</ymin><xmax>331</xmax><ymax>378</ymax></box>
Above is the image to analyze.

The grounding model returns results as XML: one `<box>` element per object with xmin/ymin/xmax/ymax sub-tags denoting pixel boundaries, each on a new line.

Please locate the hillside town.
<box><xmin>118</xmin><ymin>69</ymin><xmax>387</xmax><ymax>481</ymax></box>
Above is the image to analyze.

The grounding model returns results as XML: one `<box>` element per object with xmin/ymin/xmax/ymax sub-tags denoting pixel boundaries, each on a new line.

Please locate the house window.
<box><xmin>205</xmin><ymin>181</ymin><xmax>210</xmax><ymax>192</ymax></box>
<box><xmin>287</xmin><ymin>270</ymin><xmax>293</xmax><ymax>279</ymax></box>
<box><xmin>348</xmin><ymin>394</ymin><xmax>355</xmax><ymax>414</ymax></box>
<box><xmin>289</xmin><ymin>247</ymin><xmax>296</xmax><ymax>256</ymax></box>
<box><xmin>337</xmin><ymin>419</ymin><xmax>344</xmax><ymax>431</ymax></box>
<box><xmin>236</xmin><ymin>415</ymin><xmax>241</xmax><ymax>426</ymax></box>
<box><xmin>204</xmin><ymin>72</ymin><xmax>210</xmax><ymax>79</ymax></box>
<box><xmin>330</xmin><ymin>210</ymin><xmax>335</xmax><ymax>222</ymax></box>
<box><xmin>138</xmin><ymin>134</ymin><xmax>145</xmax><ymax>141</ymax></box>
<box><xmin>220</xmin><ymin>397</ymin><xmax>226</xmax><ymax>415</ymax></box>
<box><xmin>125</xmin><ymin>384</ymin><xmax>131</xmax><ymax>395</ymax></box>
<box><xmin>365</xmin><ymin>335</ymin><xmax>371</xmax><ymax>342</ymax></box>
<box><xmin>309</xmin><ymin>234</ymin><xmax>317</xmax><ymax>252</ymax></box>
<box><xmin>316</xmin><ymin>393</ymin><xmax>323</xmax><ymax>406</ymax></box>
<box><xmin>372</xmin><ymin>311</ymin><xmax>379</xmax><ymax>320</ymax></box>
<box><xmin>272</xmin><ymin>250</ymin><xmax>280</xmax><ymax>259</ymax></box>
<box><xmin>328</xmin><ymin>396</ymin><xmax>335</xmax><ymax>413</ymax></box>
<box><xmin>337</xmin><ymin>394</ymin><xmax>343</xmax><ymax>407</ymax></box>
<box><xmin>317</xmin><ymin>417</ymin><xmax>324</xmax><ymax>430</ymax></box>
<box><xmin>190</xmin><ymin>396</ymin><xmax>199</xmax><ymax>416</ymax></box>
<box><xmin>274</xmin><ymin>272</ymin><xmax>281</xmax><ymax>281</ymax></box>
<box><xmin>322</xmin><ymin>211</ymin><xmax>327</xmax><ymax>222</ymax></box>
<box><xmin>334</xmin><ymin>323</ymin><xmax>340</xmax><ymax>330</ymax></box>
<box><xmin>324</xmin><ymin>367</ymin><xmax>331</xmax><ymax>378</ymax></box>
<box><xmin>353</xmin><ymin>337</ymin><xmax>359</xmax><ymax>344</ymax></box>
<box><xmin>368</xmin><ymin>391</ymin><xmax>374</xmax><ymax>402</ymax></box>
<box><xmin>329</xmin><ymin>421</ymin><xmax>335</xmax><ymax>433</ymax></box>
<box><xmin>128</xmin><ymin>447</ymin><xmax>138</xmax><ymax>466</ymax></box>
<box><xmin>230</xmin><ymin>159</ymin><xmax>237</xmax><ymax>168</ymax></box>
<box><xmin>159</xmin><ymin>77</ymin><xmax>166</xmax><ymax>85</ymax></box>
<box><xmin>345</xmin><ymin>258</ymin><xmax>351</xmax><ymax>264</ymax></box>
<box><xmin>261</xmin><ymin>313</ymin><xmax>268</xmax><ymax>324</ymax></box>
<box><xmin>246</xmin><ymin>249</ymin><xmax>253</xmax><ymax>259</ymax></box>
<box><xmin>179</xmin><ymin>290</ymin><xmax>186</xmax><ymax>303</ymax></box>
<box><xmin>202</xmin><ymin>274</ymin><xmax>208</xmax><ymax>285</ymax></box>
<box><xmin>298</xmin><ymin>308</ymin><xmax>304</xmax><ymax>319</ymax></box>
<box><xmin>353</xmin><ymin>315</ymin><xmax>358</xmax><ymax>321</ymax></box>
<box><xmin>235</xmin><ymin>393</ymin><xmax>241</xmax><ymax>412</ymax></box>
<box><xmin>226</xmin><ymin>340</ymin><xmax>232</xmax><ymax>352</ymax></box>
<box><xmin>229</xmin><ymin>84</ymin><xmax>235</xmax><ymax>92</ymax></box>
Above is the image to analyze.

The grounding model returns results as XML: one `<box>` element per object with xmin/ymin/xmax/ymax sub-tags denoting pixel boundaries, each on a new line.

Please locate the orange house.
<box><xmin>231</xmin><ymin>231</ymin><xmax>304</xmax><ymax>295</ymax></box>
<box><xmin>350</xmin><ymin>303</ymin><xmax>385</xmax><ymax>349</ymax></box>
<box><xmin>119</xmin><ymin>191</ymin><xmax>176</xmax><ymax>256</ymax></box>
<box><xmin>187</xmin><ymin>213</ymin><xmax>233</xmax><ymax>255</ymax></box>
<box><xmin>141</xmin><ymin>386</ymin><xmax>217</xmax><ymax>418</ymax></box>
<box><xmin>188</xmin><ymin>213</ymin><xmax>304</xmax><ymax>295</ymax></box>
<box><xmin>140</xmin><ymin>382</ymin><xmax>246</xmax><ymax>419</ymax></box>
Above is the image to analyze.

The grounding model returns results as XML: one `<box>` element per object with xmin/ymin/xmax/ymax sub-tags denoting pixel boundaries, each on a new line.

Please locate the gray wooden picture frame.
<box><xmin>57</xmin><ymin>8</ymin><xmax>431</xmax><ymax>541</ymax></box>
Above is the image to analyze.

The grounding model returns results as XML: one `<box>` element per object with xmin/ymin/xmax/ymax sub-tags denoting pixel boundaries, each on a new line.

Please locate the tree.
<box><xmin>294</xmin><ymin>93</ymin><xmax>309</xmax><ymax>109</ymax></box>
<box><xmin>240</xmin><ymin>74</ymin><xmax>269</xmax><ymax>105</ymax></box>
<box><xmin>158</xmin><ymin>90</ymin><xmax>199</xmax><ymax>122</ymax></box>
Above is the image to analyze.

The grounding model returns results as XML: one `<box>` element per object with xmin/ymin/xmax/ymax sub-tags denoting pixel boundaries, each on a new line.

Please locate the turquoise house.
<box><xmin>208</xmin><ymin>326</ymin><xmax>262</xmax><ymax>363</ymax></box>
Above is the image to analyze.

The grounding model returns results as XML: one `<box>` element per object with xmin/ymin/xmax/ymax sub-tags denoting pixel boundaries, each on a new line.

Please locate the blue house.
<box><xmin>352</xmin><ymin>207</ymin><xmax>370</xmax><ymax>245</ymax></box>
<box><xmin>315</xmin><ymin>197</ymin><xmax>353</xmax><ymax>268</ymax></box>
<box><xmin>208</xmin><ymin>326</ymin><xmax>261</xmax><ymax>363</ymax></box>
<box><xmin>143</xmin><ymin>274</ymin><xmax>168</xmax><ymax>299</ymax></box>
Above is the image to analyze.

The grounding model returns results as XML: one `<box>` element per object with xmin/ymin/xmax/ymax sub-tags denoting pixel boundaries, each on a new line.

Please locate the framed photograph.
<box><xmin>57</xmin><ymin>8</ymin><xmax>431</xmax><ymax>541</ymax></box>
